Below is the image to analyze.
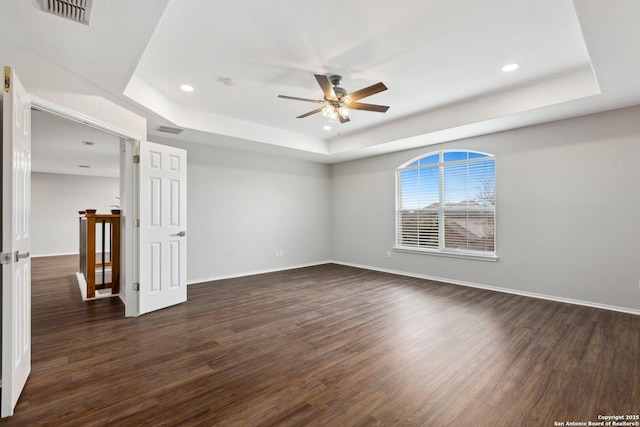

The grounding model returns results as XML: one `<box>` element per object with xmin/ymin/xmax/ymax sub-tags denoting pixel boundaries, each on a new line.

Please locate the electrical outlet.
<box><xmin>387</xmin><ymin>251</ymin><xmax>392</xmax><ymax>259</ymax></box>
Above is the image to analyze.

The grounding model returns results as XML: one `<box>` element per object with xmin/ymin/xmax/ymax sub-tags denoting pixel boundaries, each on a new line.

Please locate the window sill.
<box><xmin>393</xmin><ymin>246</ymin><xmax>499</xmax><ymax>262</ymax></box>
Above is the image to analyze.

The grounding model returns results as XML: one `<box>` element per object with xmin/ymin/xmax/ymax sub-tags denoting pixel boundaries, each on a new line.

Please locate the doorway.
<box><xmin>30</xmin><ymin>97</ymin><xmax>139</xmax><ymax>317</ymax></box>
<box><xmin>3</xmin><ymin>69</ymin><xmax>188</xmax><ymax>418</ymax></box>
<box><xmin>31</xmin><ymin>109</ymin><xmax>122</xmax><ymax>303</ymax></box>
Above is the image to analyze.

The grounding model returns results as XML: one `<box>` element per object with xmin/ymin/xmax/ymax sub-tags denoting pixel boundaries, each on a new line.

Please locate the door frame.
<box><xmin>30</xmin><ymin>95</ymin><xmax>141</xmax><ymax>317</ymax></box>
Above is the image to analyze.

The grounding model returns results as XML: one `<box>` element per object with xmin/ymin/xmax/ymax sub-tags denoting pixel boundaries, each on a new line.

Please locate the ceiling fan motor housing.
<box><xmin>329</xmin><ymin>75</ymin><xmax>347</xmax><ymax>99</ymax></box>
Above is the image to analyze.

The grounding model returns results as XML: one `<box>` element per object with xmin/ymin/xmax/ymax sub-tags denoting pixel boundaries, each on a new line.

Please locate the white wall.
<box><xmin>31</xmin><ymin>173</ymin><xmax>120</xmax><ymax>256</ymax></box>
<box><xmin>0</xmin><ymin>44</ymin><xmax>147</xmax><ymax>140</ymax></box>
<box><xmin>150</xmin><ymin>137</ymin><xmax>333</xmax><ymax>283</ymax></box>
<box><xmin>331</xmin><ymin>105</ymin><xmax>640</xmax><ymax>313</ymax></box>
<box><xmin>31</xmin><ymin>136</ymin><xmax>333</xmax><ymax>283</ymax></box>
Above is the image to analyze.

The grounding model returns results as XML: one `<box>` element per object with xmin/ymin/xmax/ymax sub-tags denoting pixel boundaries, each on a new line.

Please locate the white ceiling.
<box><xmin>31</xmin><ymin>110</ymin><xmax>120</xmax><ymax>178</ymax></box>
<box><xmin>5</xmin><ymin>0</ymin><xmax>640</xmax><ymax>167</ymax></box>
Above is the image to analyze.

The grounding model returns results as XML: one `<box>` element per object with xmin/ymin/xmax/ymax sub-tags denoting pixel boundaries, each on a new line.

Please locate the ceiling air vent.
<box><xmin>36</xmin><ymin>0</ymin><xmax>93</xmax><ymax>26</ymax></box>
<box><xmin>156</xmin><ymin>126</ymin><xmax>184</xmax><ymax>135</ymax></box>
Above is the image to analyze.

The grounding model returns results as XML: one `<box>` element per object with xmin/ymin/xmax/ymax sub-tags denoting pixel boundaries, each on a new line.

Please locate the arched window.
<box><xmin>395</xmin><ymin>150</ymin><xmax>496</xmax><ymax>258</ymax></box>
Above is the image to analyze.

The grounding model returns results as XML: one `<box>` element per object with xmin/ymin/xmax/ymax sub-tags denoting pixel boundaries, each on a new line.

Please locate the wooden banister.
<box><xmin>78</xmin><ymin>210</ymin><xmax>121</xmax><ymax>298</ymax></box>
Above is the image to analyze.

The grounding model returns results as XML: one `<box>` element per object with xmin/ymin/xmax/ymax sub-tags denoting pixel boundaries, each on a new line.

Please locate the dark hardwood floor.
<box><xmin>1</xmin><ymin>255</ymin><xmax>638</xmax><ymax>426</ymax></box>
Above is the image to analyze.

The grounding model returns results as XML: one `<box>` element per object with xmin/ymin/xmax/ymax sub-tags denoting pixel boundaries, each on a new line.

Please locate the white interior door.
<box><xmin>1</xmin><ymin>66</ymin><xmax>32</xmax><ymax>418</ymax></box>
<box><xmin>138</xmin><ymin>140</ymin><xmax>187</xmax><ymax>314</ymax></box>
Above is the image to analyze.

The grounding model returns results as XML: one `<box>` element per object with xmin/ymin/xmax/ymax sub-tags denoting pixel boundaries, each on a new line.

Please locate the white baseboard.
<box><xmin>187</xmin><ymin>260</ymin><xmax>333</xmax><ymax>285</ymax></box>
<box><xmin>330</xmin><ymin>260</ymin><xmax>640</xmax><ymax>316</ymax></box>
<box><xmin>33</xmin><ymin>252</ymin><xmax>78</xmax><ymax>258</ymax></box>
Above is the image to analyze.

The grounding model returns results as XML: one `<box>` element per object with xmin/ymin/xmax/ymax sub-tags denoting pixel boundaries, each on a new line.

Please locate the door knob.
<box><xmin>177</xmin><ymin>231</ymin><xmax>186</xmax><ymax>237</ymax></box>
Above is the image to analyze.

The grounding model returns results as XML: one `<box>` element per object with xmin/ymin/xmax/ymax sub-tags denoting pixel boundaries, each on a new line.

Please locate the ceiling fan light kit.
<box><xmin>321</xmin><ymin>103</ymin><xmax>349</xmax><ymax>122</ymax></box>
<box><xmin>278</xmin><ymin>74</ymin><xmax>389</xmax><ymax>124</ymax></box>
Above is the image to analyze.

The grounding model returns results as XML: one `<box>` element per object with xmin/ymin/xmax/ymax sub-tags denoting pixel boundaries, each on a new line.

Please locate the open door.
<box><xmin>138</xmin><ymin>140</ymin><xmax>187</xmax><ymax>314</ymax></box>
<box><xmin>1</xmin><ymin>66</ymin><xmax>32</xmax><ymax>418</ymax></box>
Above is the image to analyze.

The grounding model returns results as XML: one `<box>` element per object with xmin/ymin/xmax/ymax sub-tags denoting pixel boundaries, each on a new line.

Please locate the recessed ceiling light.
<box><xmin>180</xmin><ymin>84</ymin><xmax>194</xmax><ymax>92</ymax></box>
<box><xmin>79</xmin><ymin>165</ymin><xmax>91</xmax><ymax>168</ymax></box>
<box><xmin>323</xmin><ymin>125</ymin><xmax>332</xmax><ymax>130</ymax></box>
<box><xmin>502</xmin><ymin>63</ymin><xmax>520</xmax><ymax>72</ymax></box>
<box><xmin>82</xmin><ymin>140</ymin><xmax>95</xmax><ymax>146</ymax></box>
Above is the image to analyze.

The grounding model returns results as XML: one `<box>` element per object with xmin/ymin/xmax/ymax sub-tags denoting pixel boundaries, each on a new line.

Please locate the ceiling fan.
<box><xmin>278</xmin><ymin>74</ymin><xmax>389</xmax><ymax>123</ymax></box>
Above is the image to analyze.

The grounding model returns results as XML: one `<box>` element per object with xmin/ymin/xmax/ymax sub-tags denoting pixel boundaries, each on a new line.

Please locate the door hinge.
<box><xmin>1</xmin><ymin>252</ymin><xmax>13</xmax><ymax>264</ymax></box>
<box><xmin>133</xmin><ymin>155</ymin><xmax>140</xmax><ymax>164</ymax></box>
<box><xmin>133</xmin><ymin>282</ymin><xmax>140</xmax><ymax>291</ymax></box>
<box><xmin>134</xmin><ymin>219</ymin><xmax>140</xmax><ymax>228</ymax></box>
<box><xmin>4</xmin><ymin>66</ymin><xmax>10</xmax><ymax>93</ymax></box>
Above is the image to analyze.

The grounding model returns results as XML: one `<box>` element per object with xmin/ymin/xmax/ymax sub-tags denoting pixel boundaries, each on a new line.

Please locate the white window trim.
<box><xmin>395</xmin><ymin>150</ymin><xmax>497</xmax><ymax>260</ymax></box>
